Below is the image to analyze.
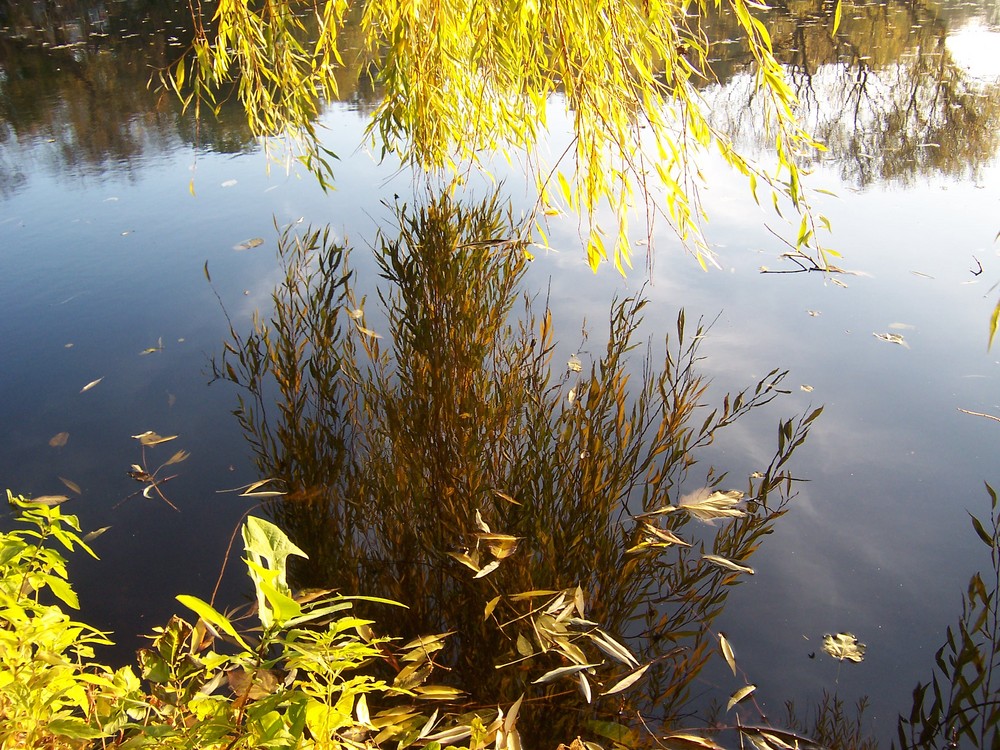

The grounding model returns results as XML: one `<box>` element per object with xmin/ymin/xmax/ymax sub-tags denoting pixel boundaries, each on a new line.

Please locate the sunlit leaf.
<box><xmin>720</xmin><ymin>633</ymin><xmax>737</xmax><ymax>675</ymax></box>
<box><xmin>80</xmin><ymin>377</ymin><xmax>104</xmax><ymax>393</ymax></box>
<box><xmin>727</xmin><ymin>684</ymin><xmax>756</xmax><ymax>711</ymax></box>
<box><xmin>347</xmin><ymin>308</ymin><xmax>365</xmax><ymax>320</ymax></box>
<box><xmin>164</xmin><ymin>450</ymin><xmax>191</xmax><ymax>467</ymax></box>
<box><xmin>702</xmin><ymin>554</ymin><xmax>755</xmax><ymax>575</ymax></box>
<box><xmin>821</xmin><ymin>632</ymin><xmax>866</xmax><ymax>662</ymax></box>
<box><xmin>355</xmin><ymin>324</ymin><xmax>383</xmax><ymax>338</ymax></box>
<box><xmin>601</xmin><ymin>664</ymin><xmax>650</xmax><ymax>695</ymax></box>
<box><xmin>30</xmin><ymin>495</ymin><xmax>70</xmax><ymax>506</ymax></box>
<box><xmin>59</xmin><ymin>476</ymin><xmax>82</xmax><ymax>494</ymax></box>
<box><xmin>132</xmin><ymin>431</ymin><xmax>178</xmax><ymax>446</ymax></box>
<box><xmin>531</xmin><ymin>663</ymin><xmax>601</xmax><ymax>684</ymax></box>
<box><xmin>989</xmin><ymin>298</ymin><xmax>1000</xmax><ymax>351</ymax></box>
<box><xmin>493</xmin><ymin>489</ymin><xmax>521</xmax><ymax>505</ymax></box>
<box><xmin>873</xmin><ymin>332</ymin><xmax>909</xmax><ymax>348</ymax></box>
<box><xmin>567</xmin><ymin>355</ymin><xmax>582</xmax><ymax>372</ymax></box>
<box><xmin>446</xmin><ymin>550</ymin><xmax>481</xmax><ymax>573</ymax></box>
<box><xmin>661</xmin><ymin>732</ymin><xmax>724</xmax><ymax>749</ymax></box>
<box><xmin>474</xmin><ymin>560</ymin><xmax>501</xmax><ymax>578</ymax></box>
<box><xmin>83</xmin><ymin>526</ymin><xmax>111</xmax><ymax>542</ymax></box>
<box><xmin>577</xmin><ymin>672</ymin><xmax>592</xmax><ymax>703</ymax></box>
<box><xmin>49</xmin><ymin>432</ymin><xmax>70</xmax><ymax>448</ymax></box>
<box><xmin>233</xmin><ymin>237</ymin><xmax>264</xmax><ymax>251</ymax></box>
<box><xmin>474</xmin><ymin>509</ymin><xmax>490</xmax><ymax>533</ymax></box>
<box><xmin>484</xmin><ymin>595</ymin><xmax>502</xmax><ymax>621</ymax></box>
<box><xmin>678</xmin><ymin>488</ymin><xmax>746</xmax><ymax>521</ymax></box>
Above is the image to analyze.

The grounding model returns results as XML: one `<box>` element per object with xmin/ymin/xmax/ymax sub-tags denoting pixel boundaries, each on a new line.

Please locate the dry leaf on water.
<box><xmin>822</xmin><ymin>632</ymin><xmax>866</xmax><ymax>663</ymax></box>
<box><xmin>49</xmin><ymin>432</ymin><xmax>69</xmax><ymax>448</ymax></box>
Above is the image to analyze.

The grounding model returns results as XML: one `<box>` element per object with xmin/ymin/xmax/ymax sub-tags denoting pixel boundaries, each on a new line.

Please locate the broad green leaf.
<box><xmin>176</xmin><ymin>594</ymin><xmax>250</xmax><ymax>650</ymax></box>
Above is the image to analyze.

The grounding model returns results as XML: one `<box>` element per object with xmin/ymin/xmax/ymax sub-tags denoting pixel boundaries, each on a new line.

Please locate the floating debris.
<box><xmin>873</xmin><ymin>332</ymin><xmax>909</xmax><ymax>348</ymax></box>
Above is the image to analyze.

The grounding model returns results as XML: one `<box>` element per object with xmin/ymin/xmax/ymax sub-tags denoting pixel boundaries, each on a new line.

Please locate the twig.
<box><xmin>958</xmin><ymin>408</ymin><xmax>1000</xmax><ymax>424</ymax></box>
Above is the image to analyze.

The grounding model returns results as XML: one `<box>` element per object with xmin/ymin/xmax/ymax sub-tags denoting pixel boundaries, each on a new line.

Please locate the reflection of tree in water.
<box><xmin>214</xmin><ymin>191</ymin><xmax>822</xmax><ymax>746</ymax></box>
<box><xmin>703</xmin><ymin>0</ymin><xmax>1000</xmax><ymax>187</ymax></box>
<box><xmin>0</xmin><ymin>0</ymin><xmax>259</xmax><ymax>195</ymax></box>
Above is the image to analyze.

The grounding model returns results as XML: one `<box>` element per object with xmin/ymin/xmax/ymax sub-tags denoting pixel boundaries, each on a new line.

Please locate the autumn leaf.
<box><xmin>822</xmin><ymin>632</ymin><xmax>866</xmax><ymax>663</ymax></box>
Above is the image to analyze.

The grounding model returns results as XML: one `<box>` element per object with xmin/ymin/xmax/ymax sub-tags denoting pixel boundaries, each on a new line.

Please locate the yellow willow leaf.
<box><xmin>601</xmin><ymin>664</ymin><xmax>650</xmax><ymax>696</ymax></box>
<box><xmin>59</xmin><ymin>477</ymin><xmax>82</xmax><ymax>494</ymax></box>
<box><xmin>727</xmin><ymin>684</ymin><xmax>756</xmax><ymax>711</ymax></box>
<box><xmin>49</xmin><ymin>432</ymin><xmax>70</xmax><ymax>448</ymax></box>
<box><xmin>80</xmin><ymin>377</ymin><xmax>104</xmax><ymax>393</ymax></box>
<box><xmin>132</xmin><ymin>431</ymin><xmax>178</xmax><ymax>446</ymax></box>
<box><xmin>719</xmin><ymin>633</ymin><xmax>737</xmax><ymax>676</ymax></box>
<box><xmin>164</xmin><ymin>450</ymin><xmax>190</xmax><ymax>467</ymax></box>
<box><xmin>702</xmin><ymin>554</ymin><xmax>755</xmax><ymax>575</ymax></box>
<box><xmin>484</xmin><ymin>595</ymin><xmax>502</xmax><ymax>621</ymax></box>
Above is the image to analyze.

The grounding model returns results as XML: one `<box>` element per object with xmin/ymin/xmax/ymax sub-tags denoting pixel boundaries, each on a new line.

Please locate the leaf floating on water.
<box><xmin>474</xmin><ymin>509</ymin><xmax>490</xmax><ymax>533</ymax></box>
<box><xmin>140</xmin><ymin>337</ymin><xmax>164</xmax><ymax>355</ymax></box>
<box><xmin>726</xmin><ymin>684</ymin><xmax>756</xmax><ymax>711</ymax></box>
<box><xmin>83</xmin><ymin>526</ymin><xmax>111</xmax><ymax>542</ymax></box>
<box><xmin>807</xmin><ymin>310</ymin><xmax>821</xmax><ymax>317</ymax></box>
<box><xmin>474</xmin><ymin>560</ymin><xmax>501</xmax><ymax>579</ymax></box>
<box><xmin>233</xmin><ymin>237</ymin><xmax>264</xmax><ymax>251</ymax></box>
<box><xmin>132</xmin><ymin>431</ymin><xmax>178</xmax><ymax>446</ymax></box>
<box><xmin>493</xmin><ymin>489</ymin><xmax>521</xmax><ymax>505</ymax></box>
<box><xmin>221</xmin><ymin>179</ymin><xmax>238</xmax><ymax>188</ymax></box>
<box><xmin>49</xmin><ymin>432</ymin><xmax>70</xmax><ymax>448</ymax></box>
<box><xmin>59</xmin><ymin>477</ymin><xmax>82</xmax><ymax>494</ymax></box>
<box><xmin>910</xmin><ymin>270</ymin><xmax>934</xmax><ymax>279</ymax></box>
<box><xmin>567</xmin><ymin>354</ymin><xmax>583</xmax><ymax>372</ymax></box>
<box><xmin>164</xmin><ymin>450</ymin><xmax>190</xmax><ymax>467</ymax></box>
<box><xmin>822</xmin><ymin>632</ymin><xmax>866</xmax><ymax>662</ymax></box>
<box><xmin>31</xmin><ymin>495</ymin><xmax>70</xmax><ymax>506</ymax></box>
<box><xmin>80</xmin><ymin>377</ymin><xmax>104</xmax><ymax>393</ymax></box>
<box><xmin>719</xmin><ymin>633</ymin><xmax>737</xmax><ymax>676</ymax></box>
<box><xmin>203</xmin><ymin>261</ymin><xmax>211</xmax><ymax>283</ymax></box>
<box><xmin>447</xmin><ymin>550</ymin><xmax>481</xmax><ymax>573</ymax></box>
<box><xmin>661</xmin><ymin>732</ymin><xmax>725</xmax><ymax>749</ymax></box>
<box><xmin>678</xmin><ymin>488</ymin><xmax>746</xmax><ymax>522</ymax></box>
<box><xmin>800</xmin><ymin>384</ymin><xmax>814</xmax><ymax>392</ymax></box>
<box><xmin>601</xmin><ymin>664</ymin><xmax>650</xmax><ymax>695</ymax></box>
<box><xmin>702</xmin><ymin>554</ymin><xmax>755</xmax><ymax>575</ymax></box>
<box><xmin>531</xmin><ymin>663</ymin><xmax>601</xmax><ymax>685</ymax></box>
<box><xmin>873</xmin><ymin>332</ymin><xmax>910</xmax><ymax>349</ymax></box>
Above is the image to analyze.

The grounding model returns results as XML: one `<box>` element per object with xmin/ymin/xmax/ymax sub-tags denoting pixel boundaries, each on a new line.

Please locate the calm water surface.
<box><xmin>1</xmin><ymin>0</ymin><xmax>999</xmax><ymax>745</ymax></box>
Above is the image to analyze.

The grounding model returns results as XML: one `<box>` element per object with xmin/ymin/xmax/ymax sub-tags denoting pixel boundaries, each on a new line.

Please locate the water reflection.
<box><xmin>214</xmin><ymin>192</ymin><xmax>821</xmax><ymax>746</ymax></box>
<box><xmin>704</xmin><ymin>0</ymin><xmax>1000</xmax><ymax>186</ymax></box>
<box><xmin>0</xmin><ymin>0</ymin><xmax>257</xmax><ymax>195</ymax></box>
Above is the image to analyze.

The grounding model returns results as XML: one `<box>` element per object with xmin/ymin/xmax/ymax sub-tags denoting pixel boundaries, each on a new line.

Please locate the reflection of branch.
<box><xmin>958</xmin><ymin>408</ymin><xmax>1000</xmax><ymax>424</ymax></box>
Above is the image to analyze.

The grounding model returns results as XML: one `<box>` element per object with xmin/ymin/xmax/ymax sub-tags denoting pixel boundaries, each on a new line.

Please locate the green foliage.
<box><xmin>168</xmin><ymin>0</ymin><xmax>833</xmax><ymax>272</ymax></box>
<box><xmin>0</xmin><ymin>493</ymin><xmax>513</xmax><ymax>749</ymax></box>
<box><xmin>0</xmin><ymin>491</ymin><xmax>135</xmax><ymax>748</ymax></box>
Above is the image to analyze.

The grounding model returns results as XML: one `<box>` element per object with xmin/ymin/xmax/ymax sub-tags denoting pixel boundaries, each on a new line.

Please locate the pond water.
<box><xmin>1</xmin><ymin>0</ymin><xmax>999</xmax><ymax>746</ymax></box>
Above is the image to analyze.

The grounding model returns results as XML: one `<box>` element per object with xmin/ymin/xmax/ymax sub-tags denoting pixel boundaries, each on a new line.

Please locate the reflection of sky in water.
<box><xmin>947</xmin><ymin>24</ymin><xmax>1000</xmax><ymax>79</ymax></box>
<box><xmin>2</xmin><ymin>6</ymin><xmax>1000</xmax><ymax>743</ymax></box>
